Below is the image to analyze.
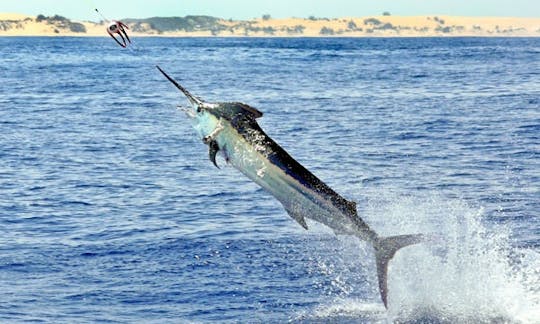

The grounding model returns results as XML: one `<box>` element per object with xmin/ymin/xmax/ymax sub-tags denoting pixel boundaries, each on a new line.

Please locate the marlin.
<box><xmin>157</xmin><ymin>66</ymin><xmax>424</xmax><ymax>308</ymax></box>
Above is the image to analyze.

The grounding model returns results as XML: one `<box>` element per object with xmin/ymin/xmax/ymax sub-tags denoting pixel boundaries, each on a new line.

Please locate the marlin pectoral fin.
<box><xmin>285</xmin><ymin>208</ymin><xmax>309</xmax><ymax>230</ymax></box>
<box><xmin>208</xmin><ymin>140</ymin><xmax>220</xmax><ymax>169</ymax></box>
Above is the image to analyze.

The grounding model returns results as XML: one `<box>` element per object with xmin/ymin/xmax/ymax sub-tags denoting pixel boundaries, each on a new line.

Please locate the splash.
<box><xmin>305</xmin><ymin>191</ymin><xmax>540</xmax><ymax>323</ymax></box>
<box><xmin>298</xmin><ymin>299</ymin><xmax>387</xmax><ymax>323</ymax></box>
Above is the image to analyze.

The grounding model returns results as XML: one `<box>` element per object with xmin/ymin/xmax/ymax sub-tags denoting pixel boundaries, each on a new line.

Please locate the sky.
<box><xmin>1</xmin><ymin>0</ymin><xmax>539</xmax><ymax>21</ymax></box>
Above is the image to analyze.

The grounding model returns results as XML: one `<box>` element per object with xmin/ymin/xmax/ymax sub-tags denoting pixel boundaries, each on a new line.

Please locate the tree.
<box><xmin>69</xmin><ymin>22</ymin><xmax>87</xmax><ymax>33</ymax></box>
<box><xmin>262</xmin><ymin>14</ymin><xmax>271</xmax><ymax>21</ymax></box>
<box><xmin>364</xmin><ymin>18</ymin><xmax>382</xmax><ymax>26</ymax></box>
<box><xmin>319</xmin><ymin>27</ymin><xmax>334</xmax><ymax>35</ymax></box>
<box><xmin>383</xmin><ymin>12</ymin><xmax>391</xmax><ymax>16</ymax></box>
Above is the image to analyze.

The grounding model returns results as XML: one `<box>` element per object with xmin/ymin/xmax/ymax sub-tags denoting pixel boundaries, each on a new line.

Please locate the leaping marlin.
<box><xmin>157</xmin><ymin>66</ymin><xmax>424</xmax><ymax>308</ymax></box>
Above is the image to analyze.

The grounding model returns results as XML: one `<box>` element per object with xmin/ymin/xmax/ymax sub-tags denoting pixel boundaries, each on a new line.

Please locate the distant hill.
<box><xmin>122</xmin><ymin>15</ymin><xmax>224</xmax><ymax>33</ymax></box>
<box><xmin>1</xmin><ymin>13</ymin><xmax>539</xmax><ymax>37</ymax></box>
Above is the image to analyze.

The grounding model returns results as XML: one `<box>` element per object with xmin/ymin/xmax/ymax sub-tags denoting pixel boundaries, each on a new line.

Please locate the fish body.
<box><xmin>157</xmin><ymin>66</ymin><xmax>424</xmax><ymax>308</ymax></box>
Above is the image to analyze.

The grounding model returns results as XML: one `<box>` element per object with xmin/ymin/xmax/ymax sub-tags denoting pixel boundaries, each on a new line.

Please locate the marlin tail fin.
<box><xmin>374</xmin><ymin>234</ymin><xmax>424</xmax><ymax>308</ymax></box>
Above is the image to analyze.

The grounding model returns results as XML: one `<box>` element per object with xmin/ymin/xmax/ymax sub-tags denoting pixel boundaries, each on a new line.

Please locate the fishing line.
<box><xmin>83</xmin><ymin>0</ymin><xmax>109</xmax><ymax>22</ymax></box>
<box><xmin>82</xmin><ymin>0</ymin><xmax>179</xmax><ymax>83</ymax></box>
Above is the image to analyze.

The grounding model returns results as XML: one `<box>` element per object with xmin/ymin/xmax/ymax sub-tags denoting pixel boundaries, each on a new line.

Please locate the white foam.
<box><xmin>299</xmin><ymin>190</ymin><xmax>539</xmax><ymax>323</ymax></box>
<box><xmin>362</xmin><ymin>191</ymin><xmax>540</xmax><ymax>323</ymax></box>
<box><xmin>294</xmin><ymin>298</ymin><xmax>387</xmax><ymax>323</ymax></box>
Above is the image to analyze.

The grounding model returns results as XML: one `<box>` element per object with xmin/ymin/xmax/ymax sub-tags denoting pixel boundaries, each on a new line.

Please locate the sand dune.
<box><xmin>1</xmin><ymin>13</ymin><xmax>539</xmax><ymax>37</ymax></box>
<box><xmin>0</xmin><ymin>13</ymin><xmax>31</xmax><ymax>20</ymax></box>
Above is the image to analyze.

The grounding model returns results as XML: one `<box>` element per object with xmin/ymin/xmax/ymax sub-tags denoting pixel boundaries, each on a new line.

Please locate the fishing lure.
<box><xmin>106</xmin><ymin>20</ymin><xmax>131</xmax><ymax>48</ymax></box>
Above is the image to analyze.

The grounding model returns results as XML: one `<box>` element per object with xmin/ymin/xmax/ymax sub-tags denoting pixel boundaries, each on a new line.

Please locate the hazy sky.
<box><xmin>2</xmin><ymin>0</ymin><xmax>539</xmax><ymax>21</ymax></box>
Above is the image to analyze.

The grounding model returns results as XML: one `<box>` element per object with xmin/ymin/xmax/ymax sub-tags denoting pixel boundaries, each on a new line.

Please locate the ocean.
<box><xmin>0</xmin><ymin>36</ymin><xmax>538</xmax><ymax>323</ymax></box>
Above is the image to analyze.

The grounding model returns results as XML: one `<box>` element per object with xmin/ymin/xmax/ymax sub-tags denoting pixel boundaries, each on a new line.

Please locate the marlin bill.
<box><xmin>157</xmin><ymin>66</ymin><xmax>425</xmax><ymax>309</ymax></box>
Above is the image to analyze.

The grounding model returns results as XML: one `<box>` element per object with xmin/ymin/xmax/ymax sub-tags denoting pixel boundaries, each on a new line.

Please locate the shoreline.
<box><xmin>1</xmin><ymin>34</ymin><xmax>539</xmax><ymax>38</ymax></box>
<box><xmin>1</xmin><ymin>13</ymin><xmax>539</xmax><ymax>37</ymax></box>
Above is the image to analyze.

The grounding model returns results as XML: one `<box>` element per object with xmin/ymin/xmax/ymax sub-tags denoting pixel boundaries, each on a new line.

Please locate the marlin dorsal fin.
<box><xmin>219</xmin><ymin>102</ymin><xmax>263</xmax><ymax>119</ymax></box>
<box><xmin>236</xmin><ymin>102</ymin><xmax>263</xmax><ymax>119</ymax></box>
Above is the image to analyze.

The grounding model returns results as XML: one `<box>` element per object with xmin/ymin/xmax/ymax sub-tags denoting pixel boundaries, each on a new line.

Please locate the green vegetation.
<box><xmin>364</xmin><ymin>18</ymin><xmax>382</xmax><ymax>26</ymax></box>
<box><xmin>379</xmin><ymin>23</ymin><xmax>394</xmax><ymax>30</ymax></box>
<box><xmin>69</xmin><ymin>22</ymin><xmax>86</xmax><ymax>33</ymax></box>
<box><xmin>282</xmin><ymin>25</ymin><xmax>305</xmax><ymax>35</ymax></box>
<box><xmin>347</xmin><ymin>20</ymin><xmax>363</xmax><ymax>32</ymax></box>
<box><xmin>35</xmin><ymin>14</ymin><xmax>86</xmax><ymax>33</ymax></box>
<box><xmin>308</xmin><ymin>16</ymin><xmax>330</xmax><ymax>21</ymax></box>
<box><xmin>2</xmin><ymin>13</ymin><xmax>535</xmax><ymax>37</ymax></box>
<box><xmin>435</xmin><ymin>25</ymin><xmax>465</xmax><ymax>33</ymax></box>
<box><xmin>0</xmin><ymin>21</ymin><xmax>16</xmax><ymax>31</ymax></box>
<box><xmin>433</xmin><ymin>16</ymin><xmax>445</xmax><ymax>25</ymax></box>
<box><xmin>319</xmin><ymin>27</ymin><xmax>334</xmax><ymax>35</ymax></box>
<box><xmin>262</xmin><ymin>26</ymin><xmax>275</xmax><ymax>34</ymax></box>
<box><xmin>123</xmin><ymin>16</ymin><xmax>224</xmax><ymax>32</ymax></box>
<box><xmin>124</xmin><ymin>15</ymin><xmax>306</xmax><ymax>36</ymax></box>
<box><xmin>435</xmin><ymin>26</ymin><xmax>451</xmax><ymax>33</ymax></box>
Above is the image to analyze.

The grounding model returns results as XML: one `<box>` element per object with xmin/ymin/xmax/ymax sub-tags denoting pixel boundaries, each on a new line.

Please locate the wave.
<box><xmin>297</xmin><ymin>191</ymin><xmax>540</xmax><ymax>323</ymax></box>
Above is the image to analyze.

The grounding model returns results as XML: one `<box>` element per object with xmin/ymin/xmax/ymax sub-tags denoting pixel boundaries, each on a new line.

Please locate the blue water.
<box><xmin>0</xmin><ymin>37</ymin><xmax>539</xmax><ymax>323</ymax></box>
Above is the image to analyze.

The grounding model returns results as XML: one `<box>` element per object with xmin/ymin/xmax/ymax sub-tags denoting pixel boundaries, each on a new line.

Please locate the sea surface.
<box><xmin>0</xmin><ymin>37</ymin><xmax>539</xmax><ymax>323</ymax></box>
